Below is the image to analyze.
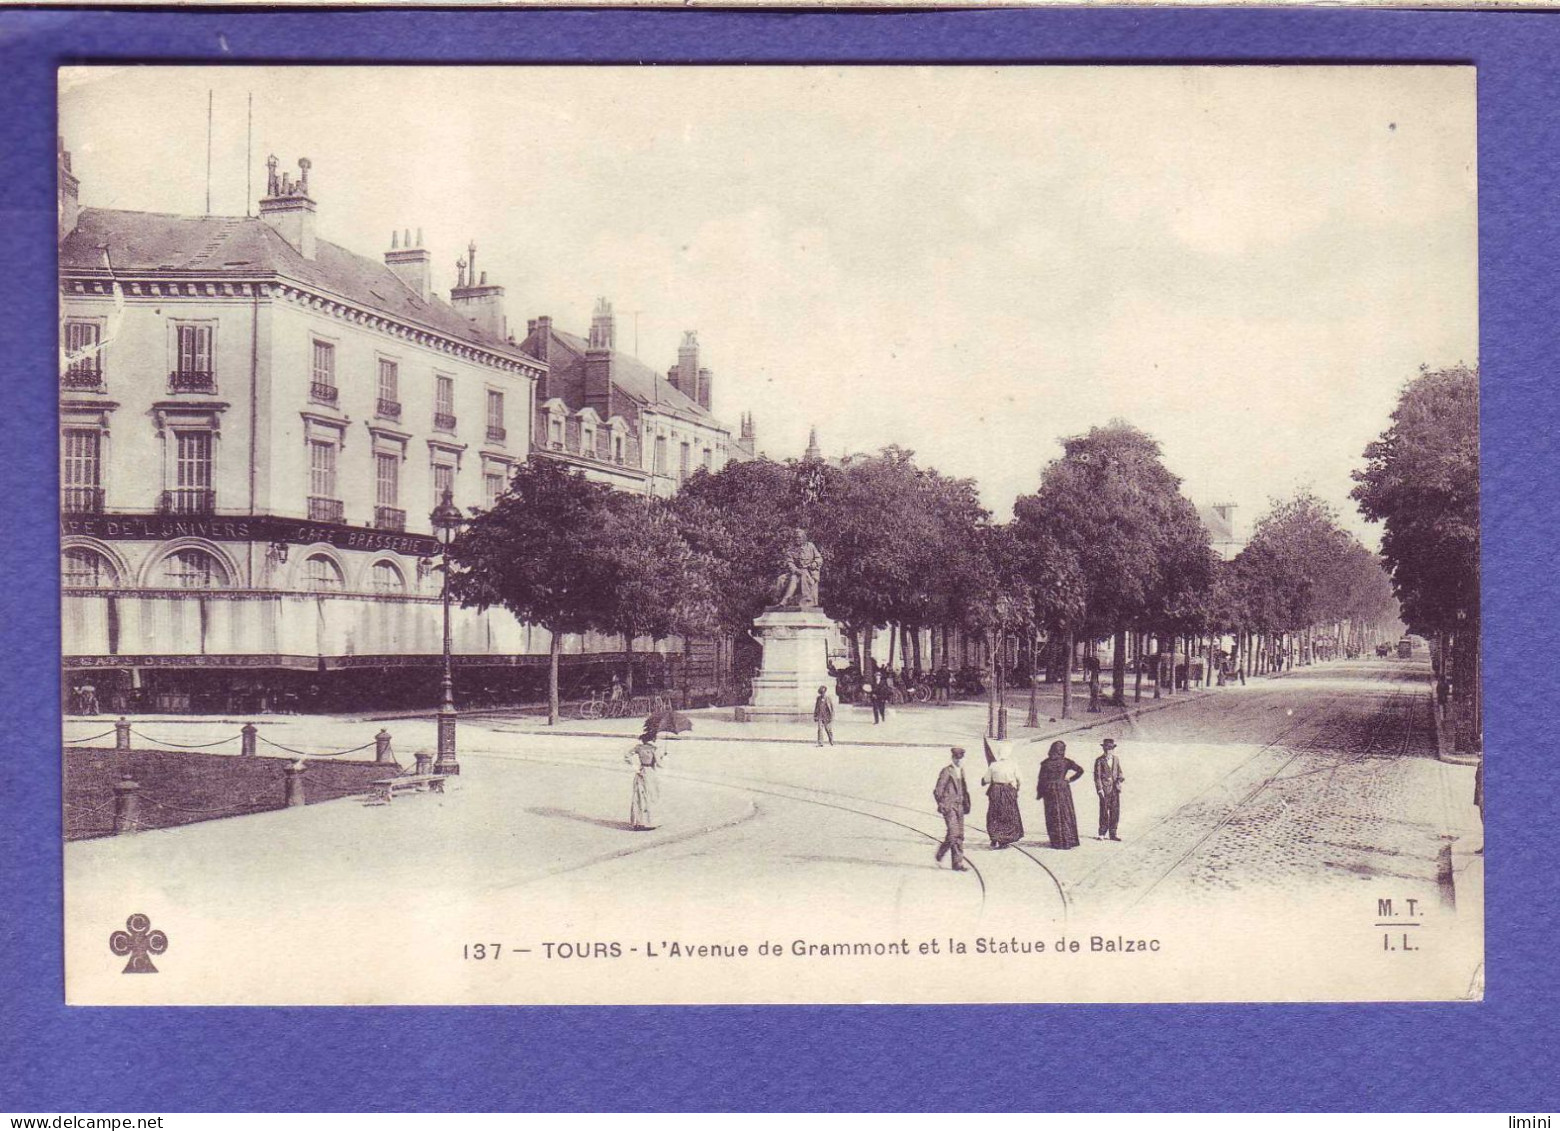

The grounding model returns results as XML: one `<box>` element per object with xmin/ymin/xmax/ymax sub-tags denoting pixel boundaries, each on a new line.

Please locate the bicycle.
<box><xmin>575</xmin><ymin>691</ymin><xmax>607</xmax><ymax>720</ymax></box>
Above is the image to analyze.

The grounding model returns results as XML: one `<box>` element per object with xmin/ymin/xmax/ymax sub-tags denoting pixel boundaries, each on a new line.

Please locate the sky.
<box><xmin>59</xmin><ymin>65</ymin><xmax>1479</xmax><ymax>544</ymax></box>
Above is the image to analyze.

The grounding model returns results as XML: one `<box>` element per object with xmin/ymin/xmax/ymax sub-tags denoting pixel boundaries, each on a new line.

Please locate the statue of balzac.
<box><xmin>771</xmin><ymin>529</ymin><xmax>823</xmax><ymax>609</ymax></box>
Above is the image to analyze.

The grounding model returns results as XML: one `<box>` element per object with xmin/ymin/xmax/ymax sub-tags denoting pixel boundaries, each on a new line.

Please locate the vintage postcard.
<box><xmin>58</xmin><ymin>65</ymin><xmax>1481</xmax><ymax>1005</ymax></box>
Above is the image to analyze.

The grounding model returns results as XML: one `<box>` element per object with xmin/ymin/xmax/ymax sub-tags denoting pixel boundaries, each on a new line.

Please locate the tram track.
<box><xmin>469</xmin><ymin>745</ymin><xmax>1005</xmax><ymax>912</ymax></box>
<box><xmin>1119</xmin><ymin>674</ymin><xmax>1429</xmax><ymax>909</ymax></box>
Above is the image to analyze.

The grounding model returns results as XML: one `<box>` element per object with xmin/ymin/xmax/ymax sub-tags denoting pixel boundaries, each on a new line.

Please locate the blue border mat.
<box><xmin>3</xmin><ymin>9</ymin><xmax>1554</xmax><ymax>1112</ymax></box>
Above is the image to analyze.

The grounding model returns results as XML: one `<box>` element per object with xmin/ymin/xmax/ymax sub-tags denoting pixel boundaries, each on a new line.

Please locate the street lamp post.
<box><xmin>431</xmin><ymin>488</ymin><xmax>463</xmax><ymax>776</ymax></box>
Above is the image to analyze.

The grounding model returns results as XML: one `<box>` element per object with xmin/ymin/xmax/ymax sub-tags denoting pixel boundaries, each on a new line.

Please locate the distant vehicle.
<box><xmin>1396</xmin><ymin>639</ymin><xmax>1413</xmax><ymax>660</ymax></box>
<box><xmin>1376</xmin><ymin>643</ymin><xmax>1390</xmax><ymax>658</ymax></box>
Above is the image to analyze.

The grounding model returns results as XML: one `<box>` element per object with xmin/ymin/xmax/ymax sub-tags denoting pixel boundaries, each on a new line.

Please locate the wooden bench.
<box><xmin>368</xmin><ymin>774</ymin><xmax>448</xmax><ymax>805</ymax></box>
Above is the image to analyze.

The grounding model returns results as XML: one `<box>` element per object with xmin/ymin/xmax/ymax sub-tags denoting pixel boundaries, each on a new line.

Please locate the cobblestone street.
<box><xmin>1072</xmin><ymin>661</ymin><xmax>1477</xmax><ymax>915</ymax></box>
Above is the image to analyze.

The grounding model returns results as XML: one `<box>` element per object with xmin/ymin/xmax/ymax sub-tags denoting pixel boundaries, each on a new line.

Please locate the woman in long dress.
<box><xmin>1036</xmin><ymin>739</ymin><xmax>1084</xmax><ymax>849</ymax></box>
<box><xmin>981</xmin><ymin>737</ymin><xmax>1024</xmax><ymax>848</ymax></box>
<box><xmin>625</xmin><ymin>730</ymin><xmax>663</xmax><ymax>830</ymax></box>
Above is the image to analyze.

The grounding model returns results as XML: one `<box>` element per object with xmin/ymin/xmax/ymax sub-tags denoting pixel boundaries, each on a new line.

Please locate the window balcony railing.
<box><xmin>61</xmin><ymin>366</ymin><xmax>103</xmax><ymax>390</ymax></box>
<box><xmin>310</xmin><ymin>381</ymin><xmax>339</xmax><ymax>406</ymax></box>
<box><xmin>434</xmin><ymin>412</ymin><xmax>457</xmax><ymax>433</ymax></box>
<box><xmin>61</xmin><ymin>486</ymin><xmax>104</xmax><ymax>514</ymax></box>
<box><xmin>486</xmin><ymin>424</ymin><xmax>507</xmax><ymax>443</ymax></box>
<box><xmin>159</xmin><ymin>487</ymin><xmax>216</xmax><ymax>515</ymax></box>
<box><xmin>308</xmin><ymin>497</ymin><xmax>345</xmax><ymax>524</ymax></box>
<box><xmin>373</xmin><ymin>505</ymin><xmax>406</xmax><ymax>532</ymax></box>
<box><xmin>376</xmin><ymin>398</ymin><xmax>402</xmax><ymax>421</ymax></box>
<box><xmin>169</xmin><ymin>370</ymin><xmax>215</xmax><ymax>393</ymax></box>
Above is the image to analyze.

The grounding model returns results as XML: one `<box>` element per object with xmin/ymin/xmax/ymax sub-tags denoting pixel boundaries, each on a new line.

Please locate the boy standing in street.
<box><xmin>814</xmin><ymin>685</ymin><xmax>836</xmax><ymax>747</ymax></box>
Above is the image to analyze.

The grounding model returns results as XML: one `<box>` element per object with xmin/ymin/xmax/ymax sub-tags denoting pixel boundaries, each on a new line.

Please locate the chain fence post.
<box><xmin>375</xmin><ymin>728</ymin><xmax>395</xmax><ymax>764</ymax></box>
<box><xmin>112</xmin><ymin>775</ymin><xmax>140</xmax><ymax>834</ymax></box>
<box><xmin>284</xmin><ymin>760</ymin><xmax>308</xmax><ymax>807</ymax></box>
<box><xmin>114</xmin><ymin>717</ymin><xmax>131</xmax><ymax>752</ymax></box>
<box><xmin>241</xmin><ymin>723</ymin><xmax>258</xmax><ymax>757</ymax></box>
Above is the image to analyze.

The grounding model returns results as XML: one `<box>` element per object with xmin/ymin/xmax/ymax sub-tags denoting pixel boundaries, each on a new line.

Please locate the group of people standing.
<box><xmin>933</xmin><ymin>736</ymin><xmax>1125</xmax><ymax>871</ymax></box>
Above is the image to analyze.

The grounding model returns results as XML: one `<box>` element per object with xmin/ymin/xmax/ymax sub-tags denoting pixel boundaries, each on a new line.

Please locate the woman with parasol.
<box><xmin>624</xmin><ymin>708</ymin><xmax>692</xmax><ymax>831</ymax></box>
<box><xmin>625</xmin><ymin>729</ymin><xmax>664</xmax><ymax>831</ymax></box>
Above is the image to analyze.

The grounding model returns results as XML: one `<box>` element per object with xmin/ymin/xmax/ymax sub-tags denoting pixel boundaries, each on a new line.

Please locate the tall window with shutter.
<box><xmin>374</xmin><ymin>452</ymin><xmax>404</xmax><ymax>530</ymax></box>
<box><xmin>377</xmin><ymin>359</ymin><xmax>400</xmax><ymax>419</ymax></box>
<box><xmin>310</xmin><ymin>441</ymin><xmax>336</xmax><ymax>498</ymax></box>
<box><xmin>311</xmin><ymin>340</ymin><xmax>337</xmax><ymax>404</ymax></box>
<box><xmin>375</xmin><ymin>453</ymin><xmax>399</xmax><ymax>509</ymax></box>
<box><xmin>434</xmin><ymin>375</ymin><xmax>456</xmax><ymax>431</ymax></box>
<box><xmin>433</xmin><ymin>462</ymin><xmax>456</xmax><ymax>508</ymax></box>
<box><xmin>173</xmin><ymin>323</ymin><xmax>214</xmax><ymax>390</ymax></box>
<box><xmin>486</xmin><ymin>389</ymin><xmax>505</xmax><ymax>442</ymax></box>
<box><xmin>63</xmin><ymin>321</ymin><xmax>102</xmax><ymax>386</ymax></box>
<box><xmin>163</xmin><ymin>431</ymin><xmax>214</xmax><ymax>514</ymax></box>
<box><xmin>61</xmin><ymin>428</ymin><xmax>102</xmax><ymax>513</ymax></box>
<box><xmin>177</xmin><ymin>432</ymin><xmax>212</xmax><ymax>489</ymax></box>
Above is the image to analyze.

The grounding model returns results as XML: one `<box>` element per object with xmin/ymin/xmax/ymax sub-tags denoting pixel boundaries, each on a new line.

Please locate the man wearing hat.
<box><xmin>1094</xmin><ymin>738</ymin><xmax>1125</xmax><ymax>841</ymax></box>
<box><xmin>933</xmin><ymin>746</ymin><xmax>972</xmax><ymax>871</ymax></box>
<box><xmin>813</xmin><ymin>685</ymin><xmax>836</xmax><ymax>747</ymax></box>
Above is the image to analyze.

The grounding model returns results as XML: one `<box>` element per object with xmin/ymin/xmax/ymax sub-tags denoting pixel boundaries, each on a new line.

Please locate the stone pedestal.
<box><xmin>735</xmin><ymin>606</ymin><xmax>834</xmax><ymax>723</ymax></box>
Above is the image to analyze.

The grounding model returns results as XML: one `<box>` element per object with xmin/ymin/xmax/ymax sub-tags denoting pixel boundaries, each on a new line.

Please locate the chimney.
<box><xmin>588</xmin><ymin>297</ymin><xmax>616</xmax><ymax>351</ymax></box>
<box><xmin>58</xmin><ymin>137</ymin><xmax>81</xmax><ymax>243</ymax></box>
<box><xmin>531</xmin><ymin>315</ymin><xmax>552</xmax><ymax>363</ymax></box>
<box><xmin>696</xmin><ymin>366</ymin><xmax>713</xmax><ymax>411</ymax></box>
<box><xmin>449</xmin><ymin>239</ymin><xmax>508</xmax><ymax>341</ymax></box>
<box><xmin>675</xmin><ymin>331</ymin><xmax>699</xmax><ymax>396</ymax></box>
<box><xmin>258</xmin><ymin>156</ymin><xmax>318</xmax><ymax>260</ymax></box>
<box><xmin>384</xmin><ymin>226</ymin><xmax>431</xmax><ymax>300</ymax></box>
<box><xmin>584</xmin><ymin>300</ymin><xmax>613</xmax><ymax>419</ymax></box>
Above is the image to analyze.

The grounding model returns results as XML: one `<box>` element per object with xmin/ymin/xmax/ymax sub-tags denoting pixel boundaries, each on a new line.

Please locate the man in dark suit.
<box><xmin>1093</xmin><ymin>737</ymin><xmax>1124</xmax><ymax>841</ymax></box>
<box><xmin>933</xmin><ymin>747</ymin><xmax>972</xmax><ymax>871</ymax></box>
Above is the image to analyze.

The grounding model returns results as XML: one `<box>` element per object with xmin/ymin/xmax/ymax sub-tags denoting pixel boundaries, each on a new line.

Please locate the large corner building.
<box><xmin>57</xmin><ymin>143</ymin><xmax>754</xmax><ymax>713</ymax></box>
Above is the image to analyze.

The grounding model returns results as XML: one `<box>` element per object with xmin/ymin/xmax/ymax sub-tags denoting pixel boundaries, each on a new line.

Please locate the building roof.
<box><xmin>544</xmin><ymin>325</ymin><xmax>717</xmax><ymax>427</ymax></box>
<box><xmin>60</xmin><ymin>208</ymin><xmax>540</xmax><ymax>363</ymax></box>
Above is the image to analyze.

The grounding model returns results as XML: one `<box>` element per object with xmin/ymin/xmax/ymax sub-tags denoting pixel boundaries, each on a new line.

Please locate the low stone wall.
<box><xmin>64</xmin><ymin>747</ymin><xmax>391</xmax><ymax>841</ymax></box>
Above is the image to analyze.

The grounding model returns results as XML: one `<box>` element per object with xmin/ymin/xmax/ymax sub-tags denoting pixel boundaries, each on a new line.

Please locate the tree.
<box><xmin>1352</xmin><ymin>363</ymin><xmax>1480</xmax><ymax>751</ymax></box>
<box><xmin>598</xmin><ymin>496</ymin><xmax>722</xmax><ymax>696</ymax></box>
<box><xmin>1240</xmin><ymin>492</ymin><xmax>1354</xmax><ymax>636</ymax></box>
<box><xmin>674</xmin><ymin>458</ymin><xmax>805</xmax><ymax>638</ymax></box>
<box><xmin>1352</xmin><ymin>365</ymin><xmax>1479</xmax><ymax>634</ymax></box>
<box><xmin>1014</xmin><ymin>420</ymin><xmax>1211</xmax><ymax>704</ymax></box>
<box><xmin>447</xmin><ymin>459</ymin><xmax>619</xmax><ymax>725</ymax></box>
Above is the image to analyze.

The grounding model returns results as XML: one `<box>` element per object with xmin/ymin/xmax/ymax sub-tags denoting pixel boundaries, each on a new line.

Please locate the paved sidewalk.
<box><xmin>60</xmin><ymin>678</ymin><xmax>1263</xmax><ymax>761</ymax></box>
<box><xmin>466</xmin><ymin>682</ymin><xmax>1227</xmax><ymax>749</ymax></box>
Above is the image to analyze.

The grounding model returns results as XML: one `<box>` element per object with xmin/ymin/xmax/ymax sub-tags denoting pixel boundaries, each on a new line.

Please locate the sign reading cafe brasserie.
<box><xmin>60</xmin><ymin>513</ymin><xmax>441</xmax><ymax>558</ymax></box>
